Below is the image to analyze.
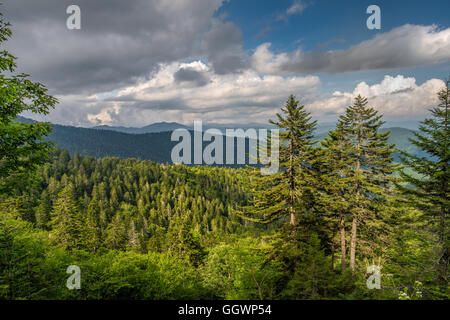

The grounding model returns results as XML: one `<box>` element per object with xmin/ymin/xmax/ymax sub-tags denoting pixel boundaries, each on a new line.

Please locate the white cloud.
<box><xmin>33</xmin><ymin>73</ymin><xmax>445</xmax><ymax>126</ymax></box>
<box><xmin>251</xmin><ymin>25</ymin><xmax>450</xmax><ymax>74</ymax></box>
<box><xmin>87</xmin><ymin>104</ymin><xmax>120</xmax><ymax>125</ymax></box>
<box><xmin>90</xmin><ymin>61</ymin><xmax>321</xmax><ymax>125</ymax></box>
<box><xmin>286</xmin><ymin>0</ymin><xmax>308</xmax><ymax>15</ymax></box>
<box><xmin>308</xmin><ymin>75</ymin><xmax>445</xmax><ymax>118</ymax></box>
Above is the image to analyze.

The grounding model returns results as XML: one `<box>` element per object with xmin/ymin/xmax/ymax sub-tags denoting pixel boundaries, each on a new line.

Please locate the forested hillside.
<box><xmin>0</xmin><ymin>150</ymin><xmax>277</xmax><ymax>299</ymax></box>
<box><xmin>1</xmin><ymin>11</ymin><xmax>448</xmax><ymax>301</ymax></box>
<box><xmin>3</xmin><ymin>92</ymin><xmax>448</xmax><ymax>299</ymax></box>
<box><xmin>17</xmin><ymin>116</ymin><xmax>427</xmax><ymax>164</ymax></box>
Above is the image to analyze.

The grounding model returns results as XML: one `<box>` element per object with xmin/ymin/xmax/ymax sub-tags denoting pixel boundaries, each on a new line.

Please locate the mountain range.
<box><xmin>92</xmin><ymin>122</ymin><xmax>190</xmax><ymax>134</ymax></box>
<box><xmin>16</xmin><ymin>116</ymin><xmax>425</xmax><ymax>164</ymax></box>
<box><xmin>90</xmin><ymin>120</ymin><xmax>421</xmax><ymax>135</ymax></box>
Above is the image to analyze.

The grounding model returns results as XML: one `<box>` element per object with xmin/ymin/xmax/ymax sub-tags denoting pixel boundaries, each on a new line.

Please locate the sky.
<box><xmin>3</xmin><ymin>0</ymin><xmax>450</xmax><ymax>127</ymax></box>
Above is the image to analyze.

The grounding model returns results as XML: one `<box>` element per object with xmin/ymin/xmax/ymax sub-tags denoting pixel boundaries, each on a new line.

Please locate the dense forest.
<box><xmin>0</xmin><ymin>10</ymin><xmax>448</xmax><ymax>300</ymax></box>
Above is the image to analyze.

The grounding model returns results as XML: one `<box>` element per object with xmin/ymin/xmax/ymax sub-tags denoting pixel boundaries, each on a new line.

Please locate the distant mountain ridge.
<box><xmin>92</xmin><ymin>121</ymin><xmax>277</xmax><ymax>134</ymax></box>
<box><xmin>92</xmin><ymin>120</ymin><xmax>421</xmax><ymax>135</ymax></box>
<box><xmin>16</xmin><ymin>116</ymin><xmax>425</xmax><ymax>164</ymax></box>
<box><xmin>92</xmin><ymin>122</ymin><xmax>190</xmax><ymax>134</ymax></box>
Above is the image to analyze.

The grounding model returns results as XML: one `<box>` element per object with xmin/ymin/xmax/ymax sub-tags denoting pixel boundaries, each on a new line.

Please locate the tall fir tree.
<box><xmin>35</xmin><ymin>191</ymin><xmax>51</xmax><ymax>230</ymax></box>
<box><xmin>105</xmin><ymin>204</ymin><xmax>130</xmax><ymax>250</ymax></box>
<box><xmin>321</xmin><ymin>122</ymin><xmax>354</xmax><ymax>274</ymax></box>
<box><xmin>398</xmin><ymin>80</ymin><xmax>449</xmax><ymax>290</ymax></box>
<box><xmin>50</xmin><ymin>184</ymin><xmax>87</xmax><ymax>251</ymax></box>
<box><xmin>86</xmin><ymin>196</ymin><xmax>102</xmax><ymax>253</ymax></box>
<box><xmin>239</xmin><ymin>95</ymin><xmax>317</xmax><ymax>227</ymax></box>
<box><xmin>333</xmin><ymin>95</ymin><xmax>398</xmax><ymax>272</ymax></box>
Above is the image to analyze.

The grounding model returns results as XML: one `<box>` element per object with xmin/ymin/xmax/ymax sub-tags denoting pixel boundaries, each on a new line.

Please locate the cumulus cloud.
<box><xmin>86</xmin><ymin>61</ymin><xmax>321</xmax><ymax>125</ymax></box>
<box><xmin>251</xmin><ymin>25</ymin><xmax>450</xmax><ymax>74</ymax></box>
<box><xmin>26</xmin><ymin>73</ymin><xmax>445</xmax><ymax>126</ymax></box>
<box><xmin>87</xmin><ymin>104</ymin><xmax>121</xmax><ymax>125</ymax></box>
<box><xmin>308</xmin><ymin>75</ymin><xmax>445</xmax><ymax>118</ymax></box>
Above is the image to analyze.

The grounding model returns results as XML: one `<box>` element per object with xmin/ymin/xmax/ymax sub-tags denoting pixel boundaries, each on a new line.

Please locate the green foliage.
<box><xmin>398</xmin><ymin>79</ymin><xmax>449</xmax><ymax>295</ymax></box>
<box><xmin>32</xmin><ymin>150</ymin><xmax>253</xmax><ymax>253</ymax></box>
<box><xmin>202</xmin><ymin>238</ymin><xmax>283</xmax><ymax>299</ymax></box>
<box><xmin>281</xmin><ymin>233</ymin><xmax>335</xmax><ymax>299</ymax></box>
<box><xmin>165</xmin><ymin>217</ymin><xmax>206</xmax><ymax>267</ymax></box>
<box><xmin>89</xmin><ymin>251</ymin><xmax>208</xmax><ymax>300</ymax></box>
<box><xmin>50</xmin><ymin>184</ymin><xmax>88</xmax><ymax>251</ymax></box>
<box><xmin>0</xmin><ymin>11</ymin><xmax>57</xmax><ymax>195</ymax></box>
<box><xmin>35</xmin><ymin>191</ymin><xmax>51</xmax><ymax>230</ymax></box>
<box><xmin>321</xmin><ymin>95</ymin><xmax>399</xmax><ymax>272</ymax></box>
<box><xmin>240</xmin><ymin>95</ymin><xmax>318</xmax><ymax>226</ymax></box>
<box><xmin>0</xmin><ymin>213</ymin><xmax>48</xmax><ymax>299</ymax></box>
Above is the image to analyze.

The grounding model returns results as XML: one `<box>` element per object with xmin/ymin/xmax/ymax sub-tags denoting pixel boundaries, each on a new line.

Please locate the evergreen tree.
<box><xmin>0</xmin><ymin>215</ymin><xmax>46</xmax><ymax>299</ymax></box>
<box><xmin>398</xmin><ymin>80</ymin><xmax>449</xmax><ymax>290</ymax></box>
<box><xmin>0</xmin><ymin>195</ymin><xmax>35</xmax><ymax>222</ymax></box>
<box><xmin>333</xmin><ymin>95</ymin><xmax>398</xmax><ymax>272</ymax></box>
<box><xmin>321</xmin><ymin>122</ymin><xmax>354</xmax><ymax>274</ymax></box>
<box><xmin>86</xmin><ymin>197</ymin><xmax>102</xmax><ymax>253</ymax></box>
<box><xmin>166</xmin><ymin>213</ymin><xmax>206</xmax><ymax>267</ymax></box>
<box><xmin>127</xmin><ymin>220</ymin><xmax>140</xmax><ymax>250</ymax></box>
<box><xmin>239</xmin><ymin>95</ymin><xmax>317</xmax><ymax>227</ymax></box>
<box><xmin>50</xmin><ymin>184</ymin><xmax>87</xmax><ymax>251</ymax></box>
<box><xmin>282</xmin><ymin>233</ymin><xmax>333</xmax><ymax>299</ymax></box>
<box><xmin>35</xmin><ymin>191</ymin><xmax>51</xmax><ymax>230</ymax></box>
<box><xmin>105</xmin><ymin>205</ymin><xmax>130</xmax><ymax>250</ymax></box>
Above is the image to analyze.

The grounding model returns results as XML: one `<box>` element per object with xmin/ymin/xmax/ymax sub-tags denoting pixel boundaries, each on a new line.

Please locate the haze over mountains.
<box><xmin>92</xmin><ymin>122</ymin><xmax>191</xmax><ymax>134</ymax></box>
<box><xmin>91</xmin><ymin>120</ymin><xmax>421</xmax><ymax>135</ymax></box>
<box><xmin>92</xmin><ymin>122</ymin><xmax>277</xmax><ymax>134</ymax></box>
<box><xmin>17</xmin><ymin>116</ymin><xmax>424</xmax><ymax>164</ymax></box>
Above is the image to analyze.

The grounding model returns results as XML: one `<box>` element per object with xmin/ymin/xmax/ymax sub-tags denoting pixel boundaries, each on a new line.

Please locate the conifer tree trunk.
<box><xmin>331</xmin><ymin>239</ymin><xmax>335</xmax><ymax>271</ymax></box>
<box><xmin>439</xmin><ymin>200</ymin><xmax>448</xmax><ymax>285</ymax></box>
<box><xmin>339</xmin><ymin>212</ymin><xmax>346</xmax><ymax>274</ymax></box>
<box><xmin>350</xmin><ymin>189</ymin><xmax>359</xmax><ymax>272</ymax></box>
<box><xmin>350</xmin><ymin>117</ymin><xmax>362</xmax><ymax>272</ymax></box>
<box><xmin>349</xmin><ymin>215</ymin><xmax>357</xmax><ymax>271</ymax></box>
<box><xmin>289</xmin><ymin>137</ymin><xmax>296</xmax><ymax>226</ymax></box>
<box><xmin>439</xmin><ymin>88</ymin><xmax>449</xmax><ymax>286</ymax></box>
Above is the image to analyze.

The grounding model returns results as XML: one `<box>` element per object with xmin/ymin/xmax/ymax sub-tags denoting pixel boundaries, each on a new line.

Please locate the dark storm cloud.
<box><xmin>173</xmin><ymin>67</ymin><xmax>210</xmax><ymax>86</ymax></box>
<box><xmin>201</xmin><ymin>20</ymin><xmax>246</xmax><ymax>74</ymax></box>
<box><xmin>122</xmin><ymin>99</ymin><xmax>190</xmax><ymax>111</ymax></box>
<box><xmin>1</xmin><ymin>0</ymin><xmax>235</xmax><ymax>94</ymax></box>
